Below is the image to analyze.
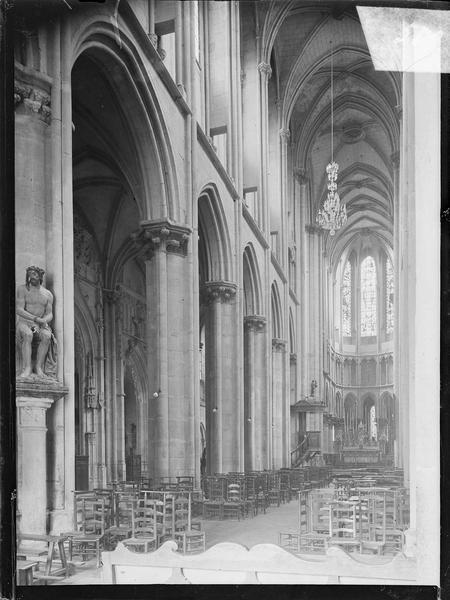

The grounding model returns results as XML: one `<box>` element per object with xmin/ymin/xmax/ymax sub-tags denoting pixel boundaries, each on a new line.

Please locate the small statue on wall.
<box><xmin>16</xmin><ymin>266</ymin><xmax>57</xmax><ymax>380</ymax></box>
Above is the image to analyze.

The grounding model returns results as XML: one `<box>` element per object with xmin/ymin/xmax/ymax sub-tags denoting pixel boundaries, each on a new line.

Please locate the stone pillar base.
<box><xmin>16</xmin><ymin>379</ymin><xmax>68</xmax><ymax>537</ymax></box>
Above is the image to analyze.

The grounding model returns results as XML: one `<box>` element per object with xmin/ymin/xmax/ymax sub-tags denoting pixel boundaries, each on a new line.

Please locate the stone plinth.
<box><xmin>16</xmin><ymin>379</ymin><xmax>68</xmax><ymax>537</ymax></box>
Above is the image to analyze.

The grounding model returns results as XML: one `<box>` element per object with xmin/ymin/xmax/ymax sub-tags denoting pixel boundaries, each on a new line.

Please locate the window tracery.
<box><xmin>361</xmin><ymin>256</ymin><xmax>377</xmax><ymax>336</ymax></box>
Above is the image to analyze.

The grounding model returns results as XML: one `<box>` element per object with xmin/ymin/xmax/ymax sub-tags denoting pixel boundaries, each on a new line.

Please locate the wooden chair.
<box><xmin>64</xmin><ymin>496</ymin><xmax>107</xmax><ymax>568</ymax></box>
<box><xmin>327</xmin><ymin>501</ymin><xmax>361</xmax><ymax>553</ymax></box>
<box><xmin>222</xmin><ymin>483</ymin><xmax>245</xmax><ymax>520</ymax></box>
<box><xmin>280</xmin><ymin>471</ymin><xmax>292</xmax><ymax>503</ymax></box>
<box><xmin>122</xmin><ymin>498</ymin><xmax>158</xmax><ymax>553</ymax></box>
<box><xmin>267</xmin><ymin>472</ymin><xmax>282</xmax><ymax>507</ymax></box>
<box><xmin>176</xmin><ymin>476</ymin><xmax>194</xmax><ymax>491</ymax></box>
<box><xmin>202</xmin><ymin>477</ymin><xmax>226</xmax><ymax>520</ymax></box>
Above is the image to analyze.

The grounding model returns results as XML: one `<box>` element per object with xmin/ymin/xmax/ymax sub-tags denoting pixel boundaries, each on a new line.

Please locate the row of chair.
<box><xmin>280</xmin><ymin>485</ymin><xmax>409</xmax><ymax>556</ymax></box>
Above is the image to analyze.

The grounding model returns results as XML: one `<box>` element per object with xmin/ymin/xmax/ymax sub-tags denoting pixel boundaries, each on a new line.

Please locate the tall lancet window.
<box><xmin>342</xmin><ymin>260</ymin><xmax>352</xmax><ymax>336</ymax></box>
<box><xmin>386</xmin><ymin>257</ymin><xmax>394</xmax><ymax>334</ymax></box>
<box><xmin>361</xmin><ymin>256</ymin><xmax>377</xmax><ymax>336</ymax></box>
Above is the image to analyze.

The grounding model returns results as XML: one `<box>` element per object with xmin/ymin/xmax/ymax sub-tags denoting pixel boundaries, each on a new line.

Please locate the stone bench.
<box><xmin>101</xmin><ymin>540</ymin><xmax>416</xmax><ymax>585</ymax></box>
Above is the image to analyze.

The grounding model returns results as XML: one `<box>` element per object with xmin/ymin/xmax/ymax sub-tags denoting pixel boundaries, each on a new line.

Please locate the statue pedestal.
<box><xmin>16</xmin><ymin>379</ymin><xmax>68</xmax><ymax>539</ymax></box>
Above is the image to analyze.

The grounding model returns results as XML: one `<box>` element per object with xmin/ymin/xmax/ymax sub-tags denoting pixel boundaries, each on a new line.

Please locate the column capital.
<box><xmin>85</xmin><ymin>431</ymin><xmax>96</xmax><ymax>442</ymax></box>
<box><xmin>103</xmin><ymin>286</ymin><xmax>122</xmax><ymax>305</ymax></box>
<box><xmin>290</xmin><ymin>353</ymin><xmax>297</xmax><ymax>364</ymax></box>
<box><xmin>257</xmin><ymin>61</ymin><xmax>272</xmax><ymax>80</ymax></box>
<box><xmin>279</xmin><ymin>128</ymin><xmax>291</xmax><ymax>143</ymax></box>
<box><xmin>14</xmin><ymin>79</ymin><xmax>51</xmax><ymax>124</ymax></box>
<box><xmin>272</xmin><ymin>338</ymin><xmax>287</xmax><ymax>352</ymax></box>
<box><xmin>132</xmin><ymin>220</ymin><xmax>192</xmax><ymax>257</ymax></box>
<box><xmin>294</xmin><ymin>167</ymin><xmax>309</xmax><ymax>184</ymax></box>
<box><xmin>244</xmin><ymin>315</ymin><xmax>266</xmax><ymax>332</ymax></box>
<box><xmin>201</xmin><ymin>281</ymin><xmax>237</xmax><ymax>304</ymax></box>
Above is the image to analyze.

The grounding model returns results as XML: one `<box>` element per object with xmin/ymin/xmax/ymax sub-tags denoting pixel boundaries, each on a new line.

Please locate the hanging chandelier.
<box><xmin>316</xmin><ymin>44</ymin><xmax>347</xmax><ymax>236</ymax></box>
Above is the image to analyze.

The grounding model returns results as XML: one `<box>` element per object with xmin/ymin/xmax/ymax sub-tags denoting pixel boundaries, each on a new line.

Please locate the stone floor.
<box><xmin>53</xmin><ymin>498</ymin><xmax>302</xmax><ymax>585</ymax></box>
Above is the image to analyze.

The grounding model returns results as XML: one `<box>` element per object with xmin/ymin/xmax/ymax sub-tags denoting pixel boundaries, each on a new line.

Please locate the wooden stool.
<box><xmin>16</xmin><ymin>560</ymin><xmax>38</xmax><ymax>585</ymax></box>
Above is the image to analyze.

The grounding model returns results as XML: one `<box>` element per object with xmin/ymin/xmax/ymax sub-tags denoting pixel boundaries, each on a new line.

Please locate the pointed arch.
<box><xmin>289</xmin><ymin>308</ymin><xmax>296</xmax><ymax>354</ymax></box>
<box><xmin>198</xmin><ymin>184</ymin><xmax>233</xmax><ymax>283</ymax></box>
<box><xmin>271</xmin><ymin>282</ymin><xmax>283</xmax><ymax>339</ymax></box>
<box><xmin>243</xmin><ymin>244</ymin><xmax>263</xmax><ymax>316</ymax></box>
<box><xmin>71</xmin><ymin>18</ymin><xmax>180</xmax><ymax>221</ymax></box>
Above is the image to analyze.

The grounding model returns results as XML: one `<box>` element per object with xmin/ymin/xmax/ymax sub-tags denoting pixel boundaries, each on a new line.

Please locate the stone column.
<box><xmin>16</xmin><ymin>382</ymin><xmax>67</xmax><ymax>538</ymax></box>
<box><xmin>295</xmin><ymin>168</ymin><xmax>310</xmax><ymax>395</ymax></box>
<box><xmin>399</xmin><ymin>26</ymin><xmax>440</xmax><ymax>583</ymax></box>
<box><xmin>391</xmin><ymin>149</ymin><xmax>401</xmax><ymax>469</ymax></box>
<box><xmin>135</xmin><ymin>221</ymin><xmax>193</xmax><ymax>482</ymax></box>
<box><xmin>14</xmin><ymin>72</ymin><xmax>52</xmax><ymax>277</ymax></box>
<box><xmin>244</xmin><ymin>316</ymin><xmax>267</xmax><ymax>471</ymax></box>
<box><xmin>85</xmin><ymin>432</ymin><xmax>97</xmax><ymax>490</ymax></box>
<box><xmin>279</xmin><ymin>128</ymin><xmax>290</xmax><ymax>271</ymax></box>
<box><xmin>271</xmin><ymin>338</ymin><xmax>287</xmax><ymax>469</ymax></box>
<box><xmin>306</xmin><ymin>224</ymin><xmax>322</xmax><ymax>388</ymax></box>
<box><xmin>103</xmin><ymin>289</ymin><xmax>119</xmax><ymax>483</ymax></box>
<box><xmin>257</xmin><ymin>61</ymin><xmax>272</xmax><ymax>233</ymax></box>
<box><xmin>202</xmin><ymin>282</ymin><xmax>239</xmax><ymax>475</ymax></box>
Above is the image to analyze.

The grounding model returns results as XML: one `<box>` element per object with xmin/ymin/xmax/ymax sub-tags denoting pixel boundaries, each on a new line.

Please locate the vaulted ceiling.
<box><xmin>260</xmin><ymin>1</ymin><xmax>400</xmax><ymax>262</ymax></box>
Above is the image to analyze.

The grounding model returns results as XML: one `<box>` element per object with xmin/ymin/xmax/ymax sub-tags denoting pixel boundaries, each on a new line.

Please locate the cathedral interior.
<box><xmin>12</xmin><ymin>0</ymin><xmax>440</xmax><ymax>587</ymax></box>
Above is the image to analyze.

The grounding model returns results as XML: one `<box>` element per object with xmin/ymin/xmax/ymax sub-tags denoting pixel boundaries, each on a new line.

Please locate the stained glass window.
<box><xmin>361</xmin><ymin>256</ymin><xmax>377</xmax><ymax>336</ymax></box>
<box><xmin>386</xmin><ymin>257</ymin><xmax>394</xmax><ymax>334</ymax></box>
<box><xmin>342</xmin><ymin>260</ymin><xmax>352</xmax><ymax>336</ymax></box>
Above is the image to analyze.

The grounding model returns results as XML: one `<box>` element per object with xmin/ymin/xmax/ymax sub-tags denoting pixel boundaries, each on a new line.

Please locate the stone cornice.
<box><xmin>16</xmin><ymin>380</ymin><xmax>68</xmax><ymax>401</ymax></box>
<box><xmin>201</xmin><ymin>281</ymin><xmax>237</xmax><ymax>304</ymax></box>
<box><xmin>244</xmin><ymin>315</ymin><xmax>266</xmax><ymax>332</ymax></box>
<box><xmin>272</xmin><ymin>338</ymin><xmax>287</xmax><ymax>352</ymax></box>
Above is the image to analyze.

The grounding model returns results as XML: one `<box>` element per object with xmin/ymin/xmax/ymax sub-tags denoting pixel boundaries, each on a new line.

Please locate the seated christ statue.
<box><xmin>16</xmin><ymin>266</ymin><xmax>56</xmax><ymax>379</ymax></box>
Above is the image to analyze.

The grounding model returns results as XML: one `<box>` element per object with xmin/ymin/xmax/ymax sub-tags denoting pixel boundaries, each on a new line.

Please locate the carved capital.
<box><xmin>14</xmin><ymin>82</ymin><xmax>51</xmax><ymax>124</ymax></box>
<box><xmin>103</xmin><ymin>287</ymin><xmax>121</xmax><ymax>305</ymax></box>
<box><xmin>257</xmin><ymin>61</ymin><xmax>272</xmax><ymax>79</ymax></box>
<box><xmin>290</xmin><ymin>353</ymin><xmax>297</xmax><ymax>364</ymax></box>
<box><xmin>244</xmin><ymin>315</ymin><xmax>266</xmax><ymax>332</ymax></box>
<box><xmin>294</xmin><ymin>167</ymin><xmax>309</xmax><ymax>185</ymax></box>
<box><xmin>279</xmin><ymin>128</ymin><xmax>290</xmax><ymax>143</ymax></box>
<box><xmin>201</xmin><ymin>281</ymin><xmax>237</xmax><ymax>304</ymax></box>
<box><xmin>272</xmin><ymin>338</ymin><xmax>287</xmax><ymax>352</ymax></box>
<box><xmin>134</xmin><ymin>220</ymin><xmax>191</xmax><ymax>257</ymax></box>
